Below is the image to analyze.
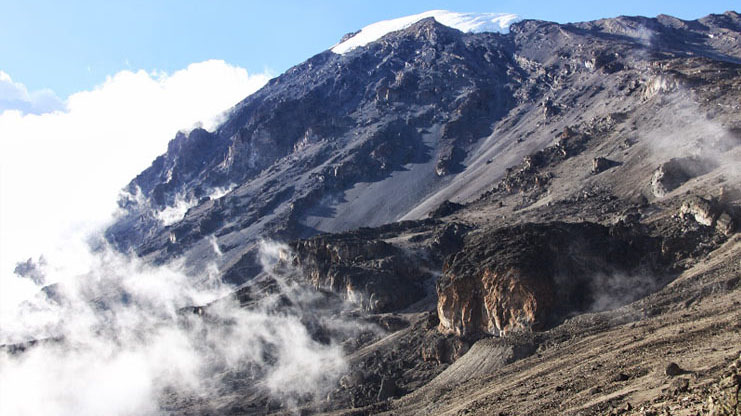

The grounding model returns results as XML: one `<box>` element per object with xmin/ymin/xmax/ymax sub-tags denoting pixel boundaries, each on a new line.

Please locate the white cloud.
<box><xmin>0</xmin><ymin>241</ymin><xmax>356</xmax><ymax>415</ymax></box>
<box><xmin>0</xmin><ymin>60</ymin><xmax>270</xmax><ymax>308</ymax></box>
<box><xmin>0</xmin><ymin>71</ymin><xmax>65</xmax><ymax>115</ymax></box>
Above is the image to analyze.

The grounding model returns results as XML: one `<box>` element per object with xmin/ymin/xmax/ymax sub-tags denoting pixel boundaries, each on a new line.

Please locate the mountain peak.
<box><xmin>331</xmin><ymin>10</ymin><xmax>520</xmax><ymax>54</ymax></box>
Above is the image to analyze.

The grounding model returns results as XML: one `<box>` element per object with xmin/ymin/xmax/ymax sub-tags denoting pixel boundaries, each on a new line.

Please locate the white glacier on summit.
<box><xmin>331</xmin><ymin>10</ymin><xmax>520</xmax><ymax>54</ymax></box>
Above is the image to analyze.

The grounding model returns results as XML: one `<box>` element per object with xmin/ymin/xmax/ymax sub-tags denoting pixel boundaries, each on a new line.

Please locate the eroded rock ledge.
<box><xmin>291</xmin><ymin>228</ymin><xmax>432</xmax><ymax>312</ymax></box>
<box><xmin>436</xmin><ymin>222</ymin><xmax>665</xmax><ymax>337</ymax></box>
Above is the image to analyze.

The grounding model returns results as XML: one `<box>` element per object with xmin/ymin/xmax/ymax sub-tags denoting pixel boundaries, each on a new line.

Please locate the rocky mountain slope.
<box><xmin>102</xmin><ymin>10</ymin><xmax>741</xmax><ymax>415</ymax></box>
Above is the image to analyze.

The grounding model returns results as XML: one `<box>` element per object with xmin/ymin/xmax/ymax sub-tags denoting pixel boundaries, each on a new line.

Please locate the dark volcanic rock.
<box><xmin>429</xmin><ymin>200</ymin><xmax>465</xmax><ymax>218</ymax></box>
<box><xmin>437</xmin><ymin>222</ymin><xmax>664</xmax><ymax>337</ymax></box>
<box><xmin>291</xmin><ymin>233</ymin><xmax>428</xmax><ymax>312</ymax></box>
<box><xmin>665</xmin><ymin>362</ymin><xmax>684</xmax><ymax>377</ymax></box>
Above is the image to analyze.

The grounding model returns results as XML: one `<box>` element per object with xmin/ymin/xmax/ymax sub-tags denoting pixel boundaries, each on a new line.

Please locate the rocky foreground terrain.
<box><xmin>100</xmin><ymin>10</ymin><xmax>741</xmax><ymax>415</ymax></box>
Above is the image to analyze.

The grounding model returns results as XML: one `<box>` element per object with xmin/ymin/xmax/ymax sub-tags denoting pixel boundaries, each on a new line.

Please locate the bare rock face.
<box><xmin>437</xmin><ymin>222</ymin><xmax>662</xmax><ymax>337</ymax></box>
<box><xmin>679</xmin><ymin>195</ymin><xmax>737</xmax><ymax>235</ymax></box>
<box><xmin>477</xmin><ymin>268</ymin><xmax>550</xmax><ymax>336</ymax></box>
<box><xmin>680</xmin><ymin>196</ymin><xmax>719</xmax><ymax>226</ymax></box>
<box><xmin>642</xmin><ymin>74</ymin><xmax>680</xmax><ymax>100</ymax></box>
<box><xmin>437</xmin><ymin>256</ymin><xmax>554</xmax><ymax>337</ymax></box>
<box><xmin>291</xmin><ymin>232</ymin><xmax>428</xmax><ymax>312</ymax></box>
<box><xmin>106</xmin><ymin>18</ymin><xmax>516</xmax><ymax>270</ymax></box>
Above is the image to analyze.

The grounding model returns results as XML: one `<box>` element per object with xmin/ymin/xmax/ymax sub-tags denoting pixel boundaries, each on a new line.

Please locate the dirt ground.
<box><xmin>324</xmin><ymin>235</ymin><xmax>740</xmax><ymax>416</ymax></box>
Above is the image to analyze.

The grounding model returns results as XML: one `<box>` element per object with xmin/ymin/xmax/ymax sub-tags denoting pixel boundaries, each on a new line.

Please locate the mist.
<box><xmin>641</xmin><ymin>79</ymin><xmax>741</xmax><ymax>186</ymax></box>
<box><xmin>0</xmin><ymin>240</ymin><xmax>366</xmax><ymax>415</ymax></box>
<box><xmin>0</xmin><ymin>61</ymin><xmax>371</xmax><ymax>415</ymax></box>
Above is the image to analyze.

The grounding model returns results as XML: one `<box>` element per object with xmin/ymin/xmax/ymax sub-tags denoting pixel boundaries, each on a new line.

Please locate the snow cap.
<box><xmin>332</xmin><ymin>10</ymin><xmax>520</xmax><ymax>54</ymax></box>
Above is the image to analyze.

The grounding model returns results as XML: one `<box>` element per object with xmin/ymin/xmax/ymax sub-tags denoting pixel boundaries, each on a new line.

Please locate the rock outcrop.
<box><xmin>291</xmin><ymin>230</ymin><xmax>430</xmax><ymax>312</ymax></box>
<box><xmin>592</xmin><ymin>156</ymin><xmax>619</xmax><ymax>174</ymax></box>
<box><xmin>680</xmin><ymin>195</ymin><xmax>737</xmax><ymax>235</ymax></box>
<box><xmin>437</xmin><ymin>222</ymin><xmax>662</xmax><ymax>337</ymax></box>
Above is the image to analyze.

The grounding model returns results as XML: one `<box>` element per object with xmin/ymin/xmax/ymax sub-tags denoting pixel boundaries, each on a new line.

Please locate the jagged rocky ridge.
<box><xmin>100</xmin><ymin>11</ymin><xmax>741</xmax><ymax>415</ymax></box>
<box><xmin>107</xmin><ymin>18</ymin><xmax>518</xmax><ymax>275</ymax></box>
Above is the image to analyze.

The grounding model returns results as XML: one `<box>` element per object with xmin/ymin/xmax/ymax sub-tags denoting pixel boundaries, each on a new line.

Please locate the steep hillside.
<box><xmin>102</xmin><ymin>10</ymin><xmax>741</xmax><ymax>415</ymax></box>
<box><xmin>108</xmin><ymin>11</ymin><xmax>740</xmax><ymax>284</ymax></box>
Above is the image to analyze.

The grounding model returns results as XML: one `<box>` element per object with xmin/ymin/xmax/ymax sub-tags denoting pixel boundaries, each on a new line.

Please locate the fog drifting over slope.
<box><xmin>0</xmin><ymin>241</ymin><xmax>361</xmax><ymax>415</ymax></box>
<box><xmin>0</xmin><ymin>60</ymin><xmax>381</xmax><ymax>415</ymax></box>
<box><xmin>0</xmin><ymin>61</ymin><xmax>281</xmax><ymax>414</ymax></box>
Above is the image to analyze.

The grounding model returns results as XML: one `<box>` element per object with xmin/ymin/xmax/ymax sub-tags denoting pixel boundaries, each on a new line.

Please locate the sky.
<box><xmin>1</xmin><ymin>1</ymin><xmax>738</xmax><ymax>98</ymax></box>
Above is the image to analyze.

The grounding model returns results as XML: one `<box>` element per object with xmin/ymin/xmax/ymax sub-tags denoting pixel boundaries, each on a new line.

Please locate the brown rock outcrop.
<box><xmin>437</xmin><ymin>222</ymin><xmax>662</xmax><ymax>337</ymax></box>
<box><xmin>592</xmin><ymin>156</ymin><xmax>618</xmax><ymax>174</ymax></box>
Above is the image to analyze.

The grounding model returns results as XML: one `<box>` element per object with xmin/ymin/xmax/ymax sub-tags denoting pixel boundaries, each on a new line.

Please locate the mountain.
<box><xmin>106</xmin><ymin>14</ymin><xmax>523</xmax><ymax>279</ymax></box>
<box><xmin>103</xmin><ymin>10</ymin><xmax>741</xmax><ymax>415</ymax></box>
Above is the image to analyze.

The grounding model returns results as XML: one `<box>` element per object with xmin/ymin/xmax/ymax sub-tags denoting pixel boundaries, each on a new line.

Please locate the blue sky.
<box><xmin>1</xmin><ymin>0</ymin><xmax>738</xmax><ymax>98</ymax></box>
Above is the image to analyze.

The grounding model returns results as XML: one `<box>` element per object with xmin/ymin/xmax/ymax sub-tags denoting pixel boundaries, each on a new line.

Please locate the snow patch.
<box><xmin>332</xmin><ymin>10</ymin><xmax>520</xmax><ymax>54</ymax></box>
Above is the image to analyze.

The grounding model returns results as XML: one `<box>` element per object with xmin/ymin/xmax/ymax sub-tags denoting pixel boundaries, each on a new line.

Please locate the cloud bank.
<box><xmin>0</xmin><ymin>60</ymin><xmax>270</xmax><ymax>311</ymax></box>
<box><xmin>0</xmin><ymin>241</ymin><xmax>359</xmax><ymax>415</ymax></box>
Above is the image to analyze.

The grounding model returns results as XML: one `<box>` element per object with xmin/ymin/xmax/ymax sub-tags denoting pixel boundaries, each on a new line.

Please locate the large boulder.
<box><xmin>680</xmin><ymin>195</ymin><xmax>737</xmax><ymax>236</ymax></box>
<box><xmin>651</xmin><ymin>157</ymin><xmax>716</xmax><ymax>198</ymax></box>
<box><xmin>680</xmin><ymin>195</ymin><xmax>719</xmax><ymax>226</ymax></box>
